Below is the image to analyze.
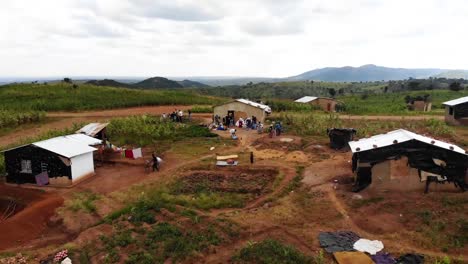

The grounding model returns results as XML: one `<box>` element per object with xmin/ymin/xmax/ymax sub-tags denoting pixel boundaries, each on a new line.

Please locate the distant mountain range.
<box><xmin>2</xmin><ymin>65</ymin><xmax>468</xmax><ymax>87</ymax></box>
<box><xmin>287</xmin><ymin>64</ymin><xmax>442</xmax><ymax>82</ymax></box>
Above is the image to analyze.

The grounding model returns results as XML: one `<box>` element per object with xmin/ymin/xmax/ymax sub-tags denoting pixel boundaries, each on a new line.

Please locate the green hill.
<box><xmin>134</xmin><ymin>77</ymin><xmax>183</xmax><ymax>89</ymax></box>
<box><xmin>85</xmin><ymin>79</ymin><xmax>133</xmax><ymax>88</ymax></box>
<box><xmin>177</xmin><ymin>79</ymin><xmax>210</xmax><ymax>88</ymax></box>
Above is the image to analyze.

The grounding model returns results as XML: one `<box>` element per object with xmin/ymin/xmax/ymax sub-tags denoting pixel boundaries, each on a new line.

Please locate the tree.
<box><xmin>449</xmin><ymin>81</ymin><xmax>462</xmax><ymax>91</ymax></box>
<box><xmin>328</xmin><ymin>88</ymin><xmax>336</xmax><ymax>98</ymax></box>
<box><xmin>63</xmin><ymin>77</ymin><xmax>72</xmax><ymax>83</ymax></box>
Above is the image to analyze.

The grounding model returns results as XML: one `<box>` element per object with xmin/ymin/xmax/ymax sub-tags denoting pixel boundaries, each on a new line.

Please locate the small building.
<box><xmin>349</xmin><ymin>129</ymin><xmax>467</xmax><ymax>193</ymax></box>
<box><xmin>407</xmin><ymin>100</ymin><xmax>432</xmax><ymax>112</ymax></box>
<box><xmin>294</xmin><ymin>96</ymin><xmax>337</xmax><ymax>112</ymax></box>
<box><xmin>3</xmin><ymin>135</ymin><xmax>101</xmax><ymax>186</ymax></box>
<box><xmin>213</xmin><ymin>99</ymin><xmax>271</xmax><ymax>124</ymax></box>
<box><xmin>443</xmin><ymin>96</ymin><xmax>468</xmax><ymax>126</ymax></box>
<box><xmin>76</xmin><ymin>122</ymin><xmax>109</xmax><ymax>140</ymax></box>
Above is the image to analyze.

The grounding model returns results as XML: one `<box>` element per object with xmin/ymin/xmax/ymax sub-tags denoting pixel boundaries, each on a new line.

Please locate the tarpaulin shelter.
<box><xmin>76</xmin><ymin>122</ymin><xmax>109</xmax><ymax>140</ymax></box>
<box><xmin>349</xmin><ymin>129</ymin><xmax>468</xmax><ymax>192</ymax></box>
<box><xmin>2</xmin><ymin>134</ymin><xmax>101</xmax><ymax>186</ymax></box>
<box><xmin>327</xmin><ymin>128</ymin><xmax>357</xmax><ymax>150</ymax></box>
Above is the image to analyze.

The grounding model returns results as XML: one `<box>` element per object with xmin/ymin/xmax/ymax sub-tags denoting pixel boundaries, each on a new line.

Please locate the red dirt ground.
<box><xmin>0</xmin><ymin>185</ymin><xmax>64</xmax><ymax>250</ymax></box>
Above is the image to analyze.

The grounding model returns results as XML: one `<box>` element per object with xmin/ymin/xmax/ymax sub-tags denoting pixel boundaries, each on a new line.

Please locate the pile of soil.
<box><xmin>175</xmin><ymin>168</ymin><xmax>278</xmax><ymax>195</ymax></box>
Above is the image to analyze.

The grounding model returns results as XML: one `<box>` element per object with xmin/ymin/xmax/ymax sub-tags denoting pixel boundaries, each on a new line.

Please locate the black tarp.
<box><xmin>352</xmin><ymin>139</ymin><xmax>468</xmax><ymax>192</ymax></box>
<box><xmin>395</xmin><ymin>254</ymin><xmax>424</xmax><ymax>264</ymax></box>
<box><xmin>327</xmin><ymin>128</ymin><xmax>357</xmax><ymax>150</ymax></box>
<box><xmin>4</xmin><ymin>145</ymin><xmax>72</xmax><ymax>184</ymax></box>
<box><xmin>318</xmin><ymin>231</ymin><xmax>361</xmax><ymax>253</ymax></box>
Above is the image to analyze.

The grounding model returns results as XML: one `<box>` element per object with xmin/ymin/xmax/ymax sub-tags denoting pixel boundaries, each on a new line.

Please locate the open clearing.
<box><xmin>0</xmin><ymin>107</ymin><xmax>466</xmax><ymax>263</ymax></box>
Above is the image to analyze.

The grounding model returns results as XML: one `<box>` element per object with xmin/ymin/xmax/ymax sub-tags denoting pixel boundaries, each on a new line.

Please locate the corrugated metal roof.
<box><xmin>443</xmin><ymin>96</ymin><xmax>468</xmax><ymax>106</ymax></box>
<box><xmin>76</xmin><ymin>123</ymin><xmax>109</xmax><ymax>137</ymax></box>
<box><xmin>66</xmin><ymin>134</ymin><xmax>102</xmax><ymax>146</ymax></box>
<box><xmin>349</xmin><ymin>129</ymin><xmax>467</xmax><ymax>155</ymax></box>
<box><xmin>235</xmin><ymin>99</ymin><xmax>272</xmax><ymax>113</ymax></box>
<box><xmin>33</xmin><ymin>135</ymin><xmax>97</xmax><ymax>158</ymax></box>
<box><xmin>295</xmin><ymin>96</ymin><xmax>318</xmax><ymax>103</ymax></box>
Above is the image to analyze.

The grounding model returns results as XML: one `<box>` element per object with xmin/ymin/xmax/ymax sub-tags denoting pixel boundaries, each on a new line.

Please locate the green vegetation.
<box><xmin>0</xmin><ymin>83</ymin><xmax>222</xmax><ymax>111</ymax></box>
<box><xmin>232</xmin><ymin>239</ymin><xmax>312</xmax><ymax>264</ymax></box>
<box><xmin>64</xmin><ymin>191</ymin><xmax>100</xmax><ymax>213</ymax></box>
<box><xmin>107</xmin><ymin>116</ymin><xmax>217</xmax><ymax>146</ymax></box>
<box><xmin>273</xmin><ymin>113</ymin><xmax>455</xmax><ymax>139</ymax></box>
<box><xmin>0</xmin><ymin>110</ymin><xmax>45</xmax><ymax>130</ymax></box>
<box><xmin>197</xmin><ymin>81</ymin><xmax>385</xmax><ymax>100</ymax></box>
<box><xmin>190</xmin><ymin>105</ymin><xmax>213</xmax><ymax>113</ymax></box>
<box><xmin>281</xmin><ymin>167</ymin><xmax>305</xmax><ymax>196</ymax></box>
<box><xmin>339</xmin><ymin>90</ymin><xmax>468</xmax><ymax>115</ymax></box>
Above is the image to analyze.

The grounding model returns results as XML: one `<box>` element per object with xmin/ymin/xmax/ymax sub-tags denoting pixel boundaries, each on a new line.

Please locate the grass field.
<box><xmin>0</xmin><ymin>83</ymin><xmax>223</xmax><ymax>111</ymax></box>
<box><xmin>339</xmin><ymin>90</ymin><xmax>468</xmax><ymax>115</ymax></box>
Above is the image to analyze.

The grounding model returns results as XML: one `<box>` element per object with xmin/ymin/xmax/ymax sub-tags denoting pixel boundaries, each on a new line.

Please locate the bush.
<box><xmin>232</xmin><ymin>239</ymin><xmax>312</xmax><ymax>264</ymax></box>
<box><xmin>125</xmin><ymin>252</ymin><xmax>154</xmax><ymax>264</ymax></box>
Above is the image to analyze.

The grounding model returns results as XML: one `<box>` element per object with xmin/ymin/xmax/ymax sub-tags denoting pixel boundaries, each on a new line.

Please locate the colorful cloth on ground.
<box><xmin>353</xmin><ymin>238</ymin><xmax>384</xmax><ymax>255</ymax></box>
<box><xmin>319</xmin><ymin>231</ymin><xmax>361</xmax><ymax>253</ymax></box>
<box><xmin>333</xmin><ymin>251</ymin><xmax>375</xmax><ymax>264</ymax></box>
<box><xmin>371</xmin><ymin>252</ymin><xmax>396</xmax><ymax>264</ymax></box>
<box><xmin>35</xmin><ymin>171</ymin><xmax>49</xmax><ymax>186</ymax></box>
<box><xmin>125</xmin><ymin>149</ymin><xmax>134</xmax><ymax>159</ymax></box>
<box><xmin>132</xmin><ymin>148</ymin><xmax>143</xmax><ymax>159</ymax></box>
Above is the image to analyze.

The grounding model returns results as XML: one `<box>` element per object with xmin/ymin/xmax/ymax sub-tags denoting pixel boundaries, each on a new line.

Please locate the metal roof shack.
<box><xmin>76</xmin><ymin>123</ymin><xmax>109</xmax><ymax>138</ymax></box>
<box><xmin>349</xmin><ymin>129</ymin><xmax>467</xmax><ymax>155</ymax></box>
<box><xmin>442</xmin><ymin>96</ymin><xmax>468</xmax><ymax>106</ymax></box>
<box><xmin>295</xmin><ymin>96</ymin><xmax>318</xmax><ymax>103</ymax></box>
<box><xmin>3</xmin><ymin>134</ymin><xmax>99</xmax><ymax>186</ymax></box>
<box><xmin>235</xmin><ymin>99</ymin><xmax>272</xmax><ymax>113</ymax></box>
<box><xmin>33</xmin><ymin>135</ymin><xmax>98</xmax><ymax>158</ymax></box>
<box><xmin>348</xmin><ymin>129</ymin><xmax>468</xmax><ymax>193</ymax></box>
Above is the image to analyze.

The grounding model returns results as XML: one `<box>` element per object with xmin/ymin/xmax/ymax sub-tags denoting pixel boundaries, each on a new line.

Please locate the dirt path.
<box><xmin>339</xmin><ymin>114</ymin><xmax>444</xmax><ymax>121</ymax></box>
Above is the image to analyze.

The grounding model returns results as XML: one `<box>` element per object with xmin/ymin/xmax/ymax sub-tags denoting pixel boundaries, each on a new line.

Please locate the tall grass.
<box><xmin>107</xmin><ymin>115</ymin><xmax>217</xmax><ymax>146</ymax></box>
<box><xmin>0</xmin><ymin>83</ymin><xmax>223</xmax><ymax>111</ymax></box>
<box><xmin>0</xmin><ymin>109</ymin><xmax>45</xmax><ymax>129</ymax></box>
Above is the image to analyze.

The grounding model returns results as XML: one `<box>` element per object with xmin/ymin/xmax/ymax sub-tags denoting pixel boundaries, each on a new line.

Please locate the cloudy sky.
<box><xmin>1</xmin><ymin>0</ymin><xmax>467</xmax><ymax>78</ymax></box>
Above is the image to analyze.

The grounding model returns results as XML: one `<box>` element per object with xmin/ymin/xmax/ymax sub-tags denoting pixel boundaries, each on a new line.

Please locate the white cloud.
<box><xmin>0</xmin><ymin>0</ymin><xmax>467</xmax><ymax>77</ymax></box>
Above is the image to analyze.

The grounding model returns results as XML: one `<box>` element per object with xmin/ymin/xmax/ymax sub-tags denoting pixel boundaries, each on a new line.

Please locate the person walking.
<box><xmin>188</xmin><ymin>109</ymin><xmax>192</xmax><ymax>122</ymax></box>
<box><xmin>152</xmin><ymin>153</ymin><xmax>159</xmax><ymax>171</ymax></box>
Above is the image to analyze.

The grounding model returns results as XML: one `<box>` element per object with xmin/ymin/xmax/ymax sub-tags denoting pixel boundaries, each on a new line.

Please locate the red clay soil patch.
<box><xmin>252</xmin><ymin>135</ymin><xmax>303</xmax><ymax>152</ymax></box>
<box><xmin>175</xmin><ymin>168</ymin><xmax>278</xmax><ymax>195</ymax></box>
<box><xmin>336</xmin><ymin>186</ymin><xmax>468</xmax><ymax>255</ymax></box>
<box><xmin>0</xmin><ymin>185</ymin><xmax>64</xmax><ymax>250</ymax></box>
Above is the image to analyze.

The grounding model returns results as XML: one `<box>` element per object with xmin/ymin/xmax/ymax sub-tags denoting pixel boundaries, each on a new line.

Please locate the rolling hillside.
<box><xmin>287</xmin><ymin>64</ymin><xmax>445</xmax><ymax>82</ymax></box>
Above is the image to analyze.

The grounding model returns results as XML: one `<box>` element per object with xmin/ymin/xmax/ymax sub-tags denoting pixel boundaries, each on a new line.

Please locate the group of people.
<box><xmin>161</xmin><ymin>109</ymin><xmax>192</xmax><ymax>122</ymax></box>
<box><xmin>267</xmin><ymin>122</ymin><xmax>283</xmax><ymax>138</ymax></box>
<box><xmin>213</xmin><ymin>114</ymin><xmax>264</xmax><ymax>132</ymax></box>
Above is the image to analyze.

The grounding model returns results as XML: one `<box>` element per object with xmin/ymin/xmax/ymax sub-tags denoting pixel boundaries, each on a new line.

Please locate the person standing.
<box><xmin>152</xmin><ymin>153</ymin><xmax>159</xmax><ymax>171</ymax></box>
<box><xmin>188</xmin><ymin>109</ymin><xmax>192</xmax><ymax>122</ymax></box>
<box><xmin>250</xmin><ymin>151</ymin><xmax>254</xmax><ymax>164</ymax></box>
